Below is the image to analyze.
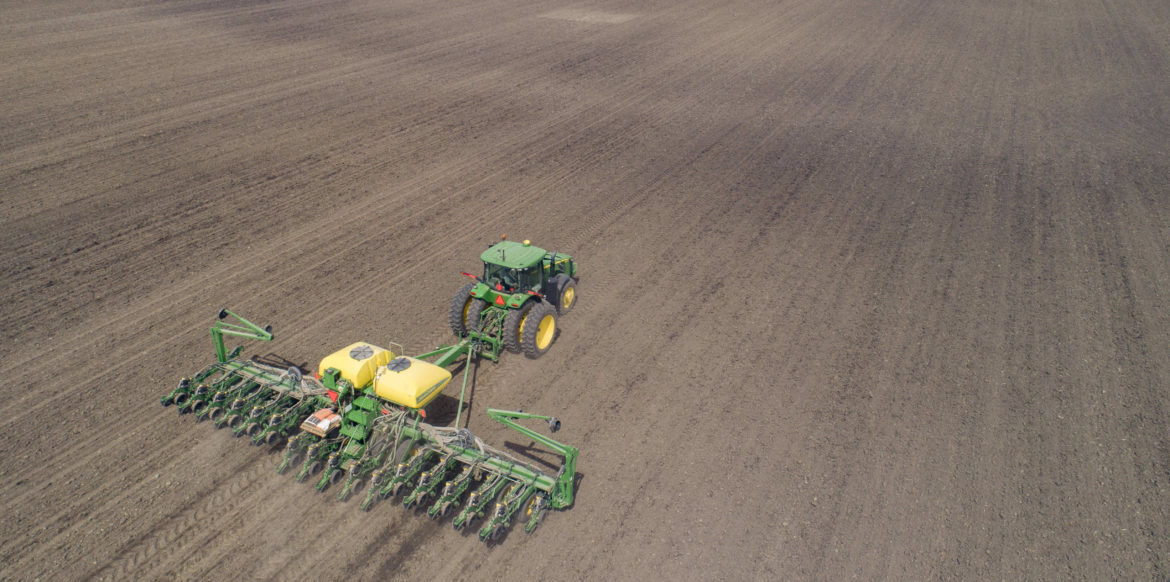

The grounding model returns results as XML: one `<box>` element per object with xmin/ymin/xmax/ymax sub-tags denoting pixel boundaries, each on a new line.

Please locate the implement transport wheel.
<box><xmin>520</xmin><ymin>302</ymin><xmax>557</xmax><ymax>359</ymax></box>
<box><xmin>554</xmin><ymin>274</ymin><xmax>577</xmax><ymax>315</ymax></box>
<box><xmin>449</xmin><ymin>282</ymin><xmax>483</xmax><ymax>335</ymax></box>
<box><xmin>392</xmin><ymin>438</ymin><xmax>415</xmax><ymax>465</ymax></box>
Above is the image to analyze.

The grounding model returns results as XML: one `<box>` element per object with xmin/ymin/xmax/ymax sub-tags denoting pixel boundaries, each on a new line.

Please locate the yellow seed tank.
<box><xmin>318</xmin><ymin>342</ymin><xmax>396</xmax><ymax>388</ymax></box>
<box><xmin>374</xmin><ymin>356</ymin><xmax>452</xmax><ymax>409</ymax></box>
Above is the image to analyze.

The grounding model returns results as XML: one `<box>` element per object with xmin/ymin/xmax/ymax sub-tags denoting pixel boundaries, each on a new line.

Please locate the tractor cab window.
<box><xmin>483</xmin><ymin>263</ymin><xmax>506</xmax><ymax>286</ymax></box>
<box><xmin>484</xmin><ymin>263</ymin><xmax>521</xmax><ymax>291</ymax></box>
<box><xmin>520</xmin><ymin>265</ymin><xmax>542</xmax><ymax>289</ymax></box>
<box><xmin>484</xmin><ymin>263</ymin><xmax>541</xmax><ymax>291</ymax></box>
<box><xmin>502</xmin><ymin>268</ymin><xmax>521</xmax><ymax>290</ymax></box>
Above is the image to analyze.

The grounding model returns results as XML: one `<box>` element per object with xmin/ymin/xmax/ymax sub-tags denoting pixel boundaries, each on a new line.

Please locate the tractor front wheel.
<box><xmin>554</xmin><ymin>275</ymin><xmax>577</xmax><ymax>315</ymax></box>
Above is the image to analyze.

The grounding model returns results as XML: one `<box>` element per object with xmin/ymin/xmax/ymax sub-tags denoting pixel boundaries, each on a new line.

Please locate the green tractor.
<box><xmin>449</xmin><ymin>238</ymin><xmax>578</xmax><ymax>358</ymax></box>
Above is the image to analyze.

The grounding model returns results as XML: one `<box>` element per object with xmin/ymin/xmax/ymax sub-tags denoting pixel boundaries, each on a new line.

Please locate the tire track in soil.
<box><xmin>0</xmin><ymin>419</ymin><xmax>277</xmax><ymax>575</ymax></box>
<box><xmin>83</xmin><ymin>449</ymin><xmax>264</xmax><ymax>582</ymax></box>
<box><xmin>0</xmin><ymin>428</ymin><xmax>266</xmax><ymax>580</ymax></box>
<box><xmin>92</xmin><ymin>455</ymin><xmax>293</xmax><ymax>582</ymax></box>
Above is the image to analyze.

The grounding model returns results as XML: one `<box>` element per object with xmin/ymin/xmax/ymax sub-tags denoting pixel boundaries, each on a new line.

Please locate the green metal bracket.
<box><xmin>211</xmin><ymin>309</ymin><xmax>274</xmax><ymax>363</ymax></box>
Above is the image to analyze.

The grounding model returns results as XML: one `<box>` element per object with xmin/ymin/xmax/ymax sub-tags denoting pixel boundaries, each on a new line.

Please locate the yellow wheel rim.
<box><xmin>535</xmin><ymin>313</ymin><xmax>555</xmax><ymax>349</ymax></box>
<box><xmin>562</xmin><ymin>286</ymin><xmax>575</xmax><ymax>310</ymax></box>
<box><xmin>461</xmin><ymin>299</ymin><xmax>472</xmax><ymax>322</ymax></box>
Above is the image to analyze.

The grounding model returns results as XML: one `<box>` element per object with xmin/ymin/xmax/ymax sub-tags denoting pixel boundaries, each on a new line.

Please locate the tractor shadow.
<box><xmin>423</xmin><ymin>359</ymin><xmax>479</xmax><ymax>427</ymax></box>
<box><xmin>250</xmin><ymin>352</ymin><xmax>312</xmax><ymax>375</ymax></box>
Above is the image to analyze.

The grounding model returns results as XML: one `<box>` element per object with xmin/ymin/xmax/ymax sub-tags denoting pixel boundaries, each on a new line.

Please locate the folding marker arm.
<box><xmin>486</xmin><ymin>408</ymin><xmax>578</xmax><ymax>508</ymax></box>
<box><xmin>211</xmin><ymin>308</ymin><xmax>274</xmax><ymax>363</ymax></box>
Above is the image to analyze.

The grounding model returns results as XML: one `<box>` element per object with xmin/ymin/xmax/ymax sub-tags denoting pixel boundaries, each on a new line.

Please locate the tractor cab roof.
<box><xmin>481</xmin><ymin>240</ymin><xmax>546</xmax><ymax>269</ymax></box>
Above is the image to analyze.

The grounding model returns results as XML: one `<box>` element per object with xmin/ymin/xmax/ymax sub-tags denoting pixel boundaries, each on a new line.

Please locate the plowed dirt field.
<box><xmin>3</xmin><ymin>0</ymin><xmax>1168</xmax><ymax>579</ymax></box>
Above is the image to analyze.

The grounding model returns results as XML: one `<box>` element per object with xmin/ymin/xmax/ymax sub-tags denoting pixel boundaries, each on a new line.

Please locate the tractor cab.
<box><xmin>480</xmin><ymin>240</ymin><xmax>547</xmax><ymax>292</ymax></box>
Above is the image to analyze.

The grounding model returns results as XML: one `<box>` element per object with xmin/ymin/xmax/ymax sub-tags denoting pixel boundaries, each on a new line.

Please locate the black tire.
<box><xmin>279</xmin><ymin>450</ymin><xmax>302</xmax><ymax>474</ymax></box>
<box><xmin>208</xmin><ymin>407</ymin><xmax>224</xmax><ymax>422</ymax></box>
<box><xmin>392</xmin><ymin>438</ymin><xmax>415</xmax><ymax>464</ymax></box>
<box><xmin>448</xmin><ymin>282</ymin><xmax>477</xmax><ymax>335</ymax></box>
<box><xmin>520</xmin><ymin>302</ymin><xmax>557</xmax><ymax>359</ymax></box>
<box><xmin>465</xmin><ymin>298</ymin><xmax>488</xmax><ymax>332</ymax></box>
<box><xmin>503</xmin><ymin>301</ymin><xmax>537</xmax><ymax>353</ymax></box>
<box><xmin>554</xmin><ymin>275</ymin><xmax>577</xmax><ymax>315</ymax></box>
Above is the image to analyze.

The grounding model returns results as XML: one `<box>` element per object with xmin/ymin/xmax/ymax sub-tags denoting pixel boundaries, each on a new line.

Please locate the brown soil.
<box><xmin>2</xmin><ymin>0</ymin><xmax>1168</xmax><ymax>579</ymax></box>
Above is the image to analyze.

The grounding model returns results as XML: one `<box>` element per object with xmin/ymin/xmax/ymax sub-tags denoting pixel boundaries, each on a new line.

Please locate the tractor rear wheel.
<box><xmin>503</xmin><ymin>301</ymin><xmax>536</xmax><ymax>353</ymax></box>
<box><xmin>449</xmin><ymin>282</ymin><xmax>487</xmax><ymax>335</ymax></box>
<box><xmin>465</xmin><ymin>298</ymin><xmax>487</xmax><ymax>332</ymax></box>
<box><xmin>520</xmin><ymin>302</ymin><xmax>557</xmax><ymax>359</ymax></box>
